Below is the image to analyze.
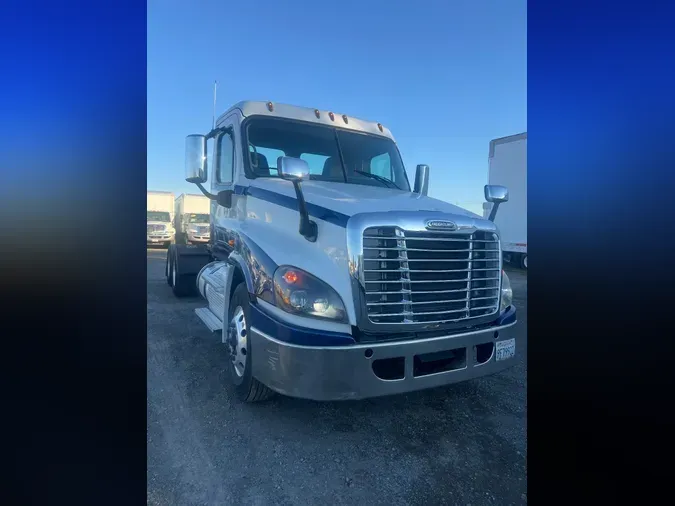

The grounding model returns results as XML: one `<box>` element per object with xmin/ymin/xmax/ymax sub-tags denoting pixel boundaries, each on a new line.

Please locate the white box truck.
<box><xmin>174</xmin><ymin>193</ymin><xmax>211</xmax><ymax>244</ymax></box>
<box><xmin>147</xmin><ymin>191</ymin><xmax>176</xmax><ymax>247</ymax></box>
<box><xmin>483</xmin><ymin>133</ymin><xmax>527</xmax><ymax>269</ymax></box>
<box><xmin>166</xmin><ymin>100</ymin><xmax>518</xmax><ymax>403</ymax></box>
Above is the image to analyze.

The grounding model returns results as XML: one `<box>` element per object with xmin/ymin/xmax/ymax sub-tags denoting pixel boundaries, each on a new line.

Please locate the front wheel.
<box><xmin>226</xmin><ymin>283</ymin><xmax>275</xmax><ymax>403</ymax></box>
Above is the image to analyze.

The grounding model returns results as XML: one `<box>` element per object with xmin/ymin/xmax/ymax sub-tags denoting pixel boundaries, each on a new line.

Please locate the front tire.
<box><xmin>226</xmin><ymin>283</ymin><xmax>275</xmax><ymax>403</ymax></box>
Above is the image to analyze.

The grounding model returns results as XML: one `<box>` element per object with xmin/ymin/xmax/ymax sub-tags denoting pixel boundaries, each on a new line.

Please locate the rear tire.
<box><xmin>170</xmin><ymin>247</ymin><xmax>195</xmax><ymax>297</ymax></box>
<box><xmin>227</xmin><ymin>283</ymin><xmax>275</xmax><ymax>403</ymax></box>
<box><xmin>166</xmin><ymin>246</ymin><xmax>174</xmax><ymax>287</ymax></box>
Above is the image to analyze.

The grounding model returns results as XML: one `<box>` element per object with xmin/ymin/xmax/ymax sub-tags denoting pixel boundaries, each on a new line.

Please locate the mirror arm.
<box><xmin>488</xmin><ymin>202</ymin><xmax>501</xmax><ymax>222</ymax></box>
<box><xmin>291</xmin><ymin>180</ymin><xmax>317</xmax><ymax>242</ymax></box>
<box><xmin>205</xmin><ymin>126</ymin><xmax>229</xmax><ymax>140</ymax></box>
<box><xmin>195</xmin><ymin>182</ymin><xmax>217</xmax><ymax>200</ymax></box>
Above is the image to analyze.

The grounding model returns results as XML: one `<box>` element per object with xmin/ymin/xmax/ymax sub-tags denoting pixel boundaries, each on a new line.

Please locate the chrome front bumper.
<box><xmin>147</xmin><ymin>233</ymin><xmax>174</xmax><ymax>244</ymax></box>
<box><xmin>186</xmin><ymin>232</ymin><xmax>210</xmax><ymax>243</ymax></box>
<box><xmin>250</xmin><ymin>321</ymin><xmax>518</xmax><ymax>401</ymax></box>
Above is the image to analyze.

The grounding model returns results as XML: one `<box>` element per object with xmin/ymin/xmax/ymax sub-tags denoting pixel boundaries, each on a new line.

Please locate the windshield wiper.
<box><xmin>353</xmin><ymin>170</ymin><xmax>401</xmax><ymax>190</ymax></box>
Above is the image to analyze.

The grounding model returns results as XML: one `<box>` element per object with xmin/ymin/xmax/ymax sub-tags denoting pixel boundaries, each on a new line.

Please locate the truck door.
<box><xmin>211</xmin><ymin>119</ymin><xmax>237</xmax><ymax>253</ymax></box>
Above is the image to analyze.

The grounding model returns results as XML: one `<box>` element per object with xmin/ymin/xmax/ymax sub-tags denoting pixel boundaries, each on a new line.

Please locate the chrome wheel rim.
<box><xmin>172</xmin><ymin>260</ymin><xmax>177</xmax><ymax>286</ymax></box>
<box><xmin>228</xmin><ymin>306</ymin><xmax>247</xmax><ymax>377</ymax></box>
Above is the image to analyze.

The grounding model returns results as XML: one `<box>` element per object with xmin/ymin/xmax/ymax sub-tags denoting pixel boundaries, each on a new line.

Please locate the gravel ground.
<box><xmin>147</xmin><ymin>247</ymin><xmax>527</xmax><ymax>506</ymax></box>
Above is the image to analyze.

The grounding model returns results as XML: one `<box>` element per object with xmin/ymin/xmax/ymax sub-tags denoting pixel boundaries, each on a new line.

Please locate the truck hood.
<box><xmin>249</xmin><ymin>179</ymin><xmax>481</xmax><ymax>219</ymax></box>
<box><xmin>147</xmin><ymin>221</ymin><xmax>171</xmax><ymax>227</ymax></box>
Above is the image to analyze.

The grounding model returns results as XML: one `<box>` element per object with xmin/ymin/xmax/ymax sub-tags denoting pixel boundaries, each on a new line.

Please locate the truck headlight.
<box><xmin>500</xmin><ymin>270</ymin><xmax>513</xmax><ymax>312</ymax></box>
<box><xmin>274</xmin><ymin>266</ymin><xmax>347</xmax><ymax>322</ymax></box>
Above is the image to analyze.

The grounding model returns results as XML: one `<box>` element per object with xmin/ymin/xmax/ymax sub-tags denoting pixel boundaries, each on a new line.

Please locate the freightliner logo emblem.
<box><xmin>425</xmin><ymin>220</ymin><xmax>457</xmax><ymax>231</ymax></box>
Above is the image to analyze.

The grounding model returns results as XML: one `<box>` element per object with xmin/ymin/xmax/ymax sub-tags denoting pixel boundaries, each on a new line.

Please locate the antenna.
<box><xmin>212</xmin><ymin>80</ymin><xmax>218</xmax><ymax>130</ymax></box>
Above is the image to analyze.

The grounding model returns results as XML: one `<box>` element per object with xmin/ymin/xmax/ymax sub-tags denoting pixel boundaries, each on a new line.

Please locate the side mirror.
<box><xmin>217</xmin><ymin>189</ymin><xmax>233</xmax><ymax>209</ymax></box>
<box><xmin>185</xmin><ymin>134</ymin><xmax>207</xmax><ymax>183</ymax></box>
<box><xmin>484</xmin><ymin>184</ymin><xmax>509</xmax><ymax>203</ymax></box>
<box><xmin>414</xmin><ymin>164</ymin><xmax>430</xmax><ymax>196</ymax></box>
<box><xmin>484</xmin><ymin>184</ymin><xmax>509</xmax><ymax>222</ymax></box>
<box><xmin>277</xmin><ymin>156</ymin><xmax>310</xmax><ymax>181</ymax></box>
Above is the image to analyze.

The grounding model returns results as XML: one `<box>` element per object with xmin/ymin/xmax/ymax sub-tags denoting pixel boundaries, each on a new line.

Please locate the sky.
<box><xmin>147</xmin><ymin>0</ymin><xmax>526</xmax><ymax>215</ymax></box>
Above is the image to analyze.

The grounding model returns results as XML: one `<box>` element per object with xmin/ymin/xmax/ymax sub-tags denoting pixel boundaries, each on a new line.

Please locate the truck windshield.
<box><xmin>188</xmin><ymin>214</ymin><xmax>209</xmax><ymax>223</ymax></box>
<box><xmin>147</xmin><ymin>211</ymin><xmax>170</xmax><ymax>222</ymax></box>
<box><xmin>245</xmin><ymin>117</ymin><xmax>410</xmax><ymax>191</ymax></box>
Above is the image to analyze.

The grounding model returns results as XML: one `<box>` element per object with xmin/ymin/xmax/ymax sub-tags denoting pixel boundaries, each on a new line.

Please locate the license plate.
<box><xmin>151</xmin><ymin>239</ymin><xmax>159</xmax><ymax>243</ymax></box>
<box><xmin>495</xmin><ymin>338</ymin><xmax>515</xmax><ymax>361</ymax></box>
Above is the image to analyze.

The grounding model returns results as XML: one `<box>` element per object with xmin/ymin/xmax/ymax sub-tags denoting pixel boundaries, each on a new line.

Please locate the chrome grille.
<box><xmin>147</xmin><ymin>224</ymin><xmax>165</xmax><ymax>233</ymax></box>
<box><xmin>362</xmin><ymin>227</ymin><xmax>501</xmax><ymax>324</ymax></box>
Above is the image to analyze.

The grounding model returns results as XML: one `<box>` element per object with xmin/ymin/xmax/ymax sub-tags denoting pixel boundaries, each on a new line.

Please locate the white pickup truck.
<box><xmin>167</xmin><ymin>101</ymin><xmax>517</xmax><ymax>402</ymax></box>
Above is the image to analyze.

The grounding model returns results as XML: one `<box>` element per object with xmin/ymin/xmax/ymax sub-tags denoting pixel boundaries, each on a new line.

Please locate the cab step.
<box><xmin>194</xmin><ymin>307</ymin><xmax>223</xmax><ymax>332</ymax></box>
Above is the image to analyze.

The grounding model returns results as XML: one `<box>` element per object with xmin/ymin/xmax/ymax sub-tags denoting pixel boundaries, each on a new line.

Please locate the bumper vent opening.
<box><xmin>372</xmin><ymin>357</ymin><xmax>405</xmax><ymax>380</ymax></box>
<box><xmin>475</xmin><ymin>342</ymin><xmax>495</xmax><ymax>364</ymax></box>
<box><xmin>413</xmin><ymin>347</ymin><xmax>466</xmax><ymax>377</ymax></box>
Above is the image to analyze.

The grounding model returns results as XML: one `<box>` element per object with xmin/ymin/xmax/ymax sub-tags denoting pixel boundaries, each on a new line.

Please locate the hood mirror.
<box><xmin>277</xmin><ymin>157</ymin><xmax>317</xmax><ymax>242</ymax></box>
<box><xmin>414</xmin><ymin>165</ymin><xmax>429</xmax><ymax>196</ymax></box>
<box><xmin>484</xmin><ymin>184</ymin><xmax>509</xmax><ymax>221</ymax></box>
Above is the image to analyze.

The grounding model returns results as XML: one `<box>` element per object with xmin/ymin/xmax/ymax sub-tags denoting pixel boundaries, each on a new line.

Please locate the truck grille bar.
<box><xmin>362</xmin><ymin>227</ymin><xmax>501</xmax><ymax>324</ymax></box>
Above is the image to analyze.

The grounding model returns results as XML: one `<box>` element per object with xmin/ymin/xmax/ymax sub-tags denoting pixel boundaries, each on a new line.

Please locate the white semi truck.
<box><xmin>483</xmin><ymin>133</ymin><xmax>527</xmax><ymax>269</ymax></box>
<box><xmin>147</xmin><ymin>191</ymin><xmax>176</xmax><ymax>247</ymax></box>
<box><xmin>174</xmin><ymin>193</ymin><xmax>211</xmax><ymax>244</ymax></box>
<box><xmin>167</xmin><ymin>101</ymin><xmax>517</xmax><ymax>402</ymax></box>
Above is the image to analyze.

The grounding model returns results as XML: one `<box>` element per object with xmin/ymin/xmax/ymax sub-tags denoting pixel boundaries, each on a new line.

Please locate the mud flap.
<box><xmin>221</xmin><ymin>263</ymin><xmax>235</xmax><ymax>344</ymax></box>
<box><xmin>174</xmin><ymin>244</ymin><xmax>212</xmax><ymax>276</ymax></box>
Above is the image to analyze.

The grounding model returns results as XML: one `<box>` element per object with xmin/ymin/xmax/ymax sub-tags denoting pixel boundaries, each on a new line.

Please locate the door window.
<box><xmin>217</xmin><ymin>132</ymin><xmax>234</xmax><ymax>183</ymax></box>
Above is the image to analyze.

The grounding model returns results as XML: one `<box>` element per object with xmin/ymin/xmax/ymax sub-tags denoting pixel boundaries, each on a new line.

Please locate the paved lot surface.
<box><xmin>147</xmin><ymin>247</ymin><xmax>527</xmax><ymax>506</ymax></box>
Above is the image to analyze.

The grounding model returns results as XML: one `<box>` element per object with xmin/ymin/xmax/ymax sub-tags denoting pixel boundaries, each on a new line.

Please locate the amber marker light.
<box><xmin>283</xmin><ymin>270</ymin><xmax>299</xmax><ymax>284</ymax></box>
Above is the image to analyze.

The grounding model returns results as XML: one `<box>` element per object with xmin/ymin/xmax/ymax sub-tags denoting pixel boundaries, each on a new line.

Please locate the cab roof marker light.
<box><xmin>377</xmin><ymin>123</ymin><xmax>383</xmax><ymax>132</ymax></box>
<box><xmin>328</xmin><ymin>112</ymin><xmax>335</xmax><ymax>121</ymax></box>
<box><xmin>342</xmin><ymin>114</ymin><xmax>348</xmax><ymax>124</ymax></box>
<box><xmin>267</xmin><ymin>101</ymin><xmax>274</xmax><ymax>112</ymax></box>
<box><xmin>314</xmin><ymin>109</ymin><xmax>320</xmax><ymax>118</ymax></box>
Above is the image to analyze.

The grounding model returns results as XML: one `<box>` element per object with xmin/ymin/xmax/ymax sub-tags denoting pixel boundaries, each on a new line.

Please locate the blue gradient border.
<box><xmin>2</xmin><ymin>2</ymin><xmax>147</xmax><ymax>505</ymax></box>
<box><xmin>528</xmin><ymin>0</ymin><xmax>674</xmax><ymax>502</ymax></box>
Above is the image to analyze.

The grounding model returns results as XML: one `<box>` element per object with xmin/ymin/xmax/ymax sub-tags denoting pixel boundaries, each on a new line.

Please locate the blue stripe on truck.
<box><xmin>234</xmin><ymin>185</ymin><xmax>350</xmax><ymax>228</ymax></box>
<box><xmin>494</xmin><ymin>305</ymin><xmax>516</xmax><ymax>326</ymax></box>
<box><xmin>249</xmin><ymin>302</ymin><xmax>356</xmax><ymax>347</ymax></box>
